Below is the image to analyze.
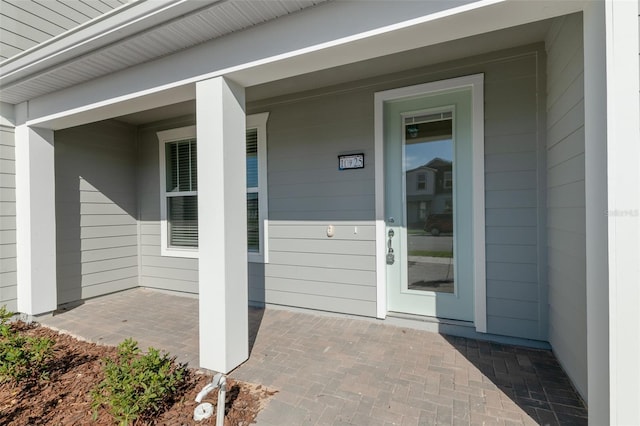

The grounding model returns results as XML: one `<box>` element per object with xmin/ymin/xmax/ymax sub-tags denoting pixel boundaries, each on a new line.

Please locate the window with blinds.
<box><xmin>246</xmin><ymin>128</ymin><xmax>259</xmax><ymax>253</ymax></box>
<box><xmin>157</xmin><ymin>114</ymin><xmax>268</xmax><ymax>260</ymax></box>
<box><xmin>165</xmin><ymin>139</ymin><xmax>198</xmax><ymax>248</ymax></box>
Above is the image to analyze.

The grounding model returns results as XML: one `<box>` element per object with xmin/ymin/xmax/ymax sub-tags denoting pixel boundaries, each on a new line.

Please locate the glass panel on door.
<box><xmin>404</xmin><ymin>114</ymin><xmax>454</xmax><ymax>293</ymax></box>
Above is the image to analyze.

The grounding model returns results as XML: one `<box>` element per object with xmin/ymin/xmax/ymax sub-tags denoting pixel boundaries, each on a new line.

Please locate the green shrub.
<box><xmin>91</xmin><ymin>338</ymin><xmax>186</xmax><ymax>426</ymax></box>
<box><xmin>0</xmin><ymin>305</ymin><xmax>54</xmax><ymax>383</ymax></box>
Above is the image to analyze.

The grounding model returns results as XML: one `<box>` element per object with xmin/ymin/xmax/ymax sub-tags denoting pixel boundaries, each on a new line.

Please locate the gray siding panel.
<box><xmin>478</xmin><ymin>51</ymin><xmax>545</xmax><ymax>339</ymax></box>
<box><xmin>266</xmin><ymin>264</ymin><xmax>376</xmax><ymax>287</ymax></box>
<box><xmin>248</xmin><ymin>263</ymin><xmax>265</xmax><ymax>305</ymax></box>
<box><xmin>487</xmin><ymin>316</ymin><xmax>539</xmax><ymax>339</ymax></box>
<box><xmin>268</xmin><ymin>250</ymin><xmax>375</xmax><ymax>271</ymax></box>
<box><xmin>545</xmin><ymin>13</ymin><xmax>587</xmax><ymax>399</ymax></box>
<box><xmin>265</xmin><ymin>290</ymin><xmax>376</xmax><ymax>317</ymax></box>
<box><xmin>0</xmin><ymin>124</ymin><xmax>16</xmax><ymax>311</ymax></box>
<box><xmin>264</xmin><ymin>90</ymin><xmax>377</xmax><ymax>314</ymax></box>
<box><xmin>55</xmin><ymin>121</ymin><xmax>139</xmax><ymax>304</ymax></box>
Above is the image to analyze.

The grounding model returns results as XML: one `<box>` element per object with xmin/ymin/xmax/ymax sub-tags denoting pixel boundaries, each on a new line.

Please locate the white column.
<box><xmin>603</xmin><ymin>1</ymin><xmax>640</xmax><ymax>424</ymax></box>
<box><xmin>15</xmin><ymin>106</ymin><xmax>57</xmax><ymax>315</ymax></box>
<box><xmin>584</xmin><ymin>1</ymin><xmax>640</xmax><ymax>424</ymax></box>
<box><xmin>196</xmin><ymin>76</ymin><xmax>248</xmax><ymax>373</ymax></box>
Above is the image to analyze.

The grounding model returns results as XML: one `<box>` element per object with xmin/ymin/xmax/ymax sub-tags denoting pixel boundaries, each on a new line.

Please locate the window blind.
<box><xmin>246</xmin><ymin>129</ymin><xmax>258</xmax><ymax>188</ymax></box>
<box><xmin>168</xmin><ymin>195</ymin><xmax>198</xmax><ymax>247</ymax></box>
<box><xmin>166</xmin><ymin>138</ymin><xmax>198</xmax><ymax>247</ymax></box>
<box><xmin>166</xmin><ymin>139</ymin><xmax>197</xmax><ymax>192</ymax></box>
<box><xmin>247</xmin><ymin>193</ymin><xmax>259</xmax><ymax>252</ymax></box>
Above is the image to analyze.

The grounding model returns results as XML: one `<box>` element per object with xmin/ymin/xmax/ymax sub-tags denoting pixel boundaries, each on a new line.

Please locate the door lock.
<box><xmin>386</xmin><ymin>249</ymin><xmax>395</xmax><ymax>265</ymax></box>
<box><xmin>386</xmin><ymin>228</ymin><xmax>395</xmax><ymax>265</ymax></box>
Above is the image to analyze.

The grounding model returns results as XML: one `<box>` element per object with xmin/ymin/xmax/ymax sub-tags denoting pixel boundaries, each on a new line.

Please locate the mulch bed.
<box><xmin>0</xmin><ymin>323</ymin><xmax>276</xmax><ymax>425</ymax></box>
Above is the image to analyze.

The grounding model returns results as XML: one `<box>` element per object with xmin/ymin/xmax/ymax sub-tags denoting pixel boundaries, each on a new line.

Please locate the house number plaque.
<box><xmin>338</xmin><ymin>153</ymin><xmax>364</xmax><ymax>170</ymax></box>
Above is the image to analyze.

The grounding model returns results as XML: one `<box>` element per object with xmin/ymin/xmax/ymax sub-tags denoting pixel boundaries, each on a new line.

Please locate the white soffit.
<box><xmin>0</xmin><ymin>0</ymin><xmax>327</xmax><ymax>105</ymax></box>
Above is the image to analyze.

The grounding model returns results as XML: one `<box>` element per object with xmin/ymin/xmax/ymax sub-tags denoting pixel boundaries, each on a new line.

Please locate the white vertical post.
<box><xmin>584</xmin><ymin>1</ymin><xmax>640</xmax><ymax>424</ymax></box>
<box><xmin>15</xmin><ymin>106</ymin><xmax>57</xmax><ymax>315</ymax></box>
<box><xmin>196</xmin><ymin>76</ymin><xmax>248</xmax><ymax>373</ymax></box>
<box><xmin>603</xmin><ymin>1</ymin><xmax>640</xmax><ymax>424</ymax></box>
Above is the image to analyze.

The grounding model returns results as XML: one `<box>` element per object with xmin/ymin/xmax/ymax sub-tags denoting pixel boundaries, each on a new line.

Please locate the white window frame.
<box><xmin>247</xmin><ymin>112</ymin><xmax>270</xmax><ymax>263</ymax></box>
<box><xmin>157</xmin><ymin>114</ymin><xmax>269</xmax><ymax>261</ymax></box>
<box><xmin>158</xmin><ymin>125</ymin><xmax>198</xmax><ymax>258</ymax></box>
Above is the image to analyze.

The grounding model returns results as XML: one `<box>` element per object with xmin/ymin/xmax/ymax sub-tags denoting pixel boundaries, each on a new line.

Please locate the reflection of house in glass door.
<box><xmin>404</xmin><ymin>116</ymin><xmax>455</xmax><ymax>293</ymax></box>
<box><xmin>406</xmin><ymin>158</ymin><xmax>453</xmax><ymax>232</ymax></box>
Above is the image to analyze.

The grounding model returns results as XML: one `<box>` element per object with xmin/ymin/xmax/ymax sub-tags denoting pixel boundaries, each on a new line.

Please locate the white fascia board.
<box><xmin>26</xmin><ymin>0</ymin><xmax>584</xmax><ymax>129</ymax></box>
<box><xmin>0</xmin><ymin>0</ymin><xmax>212</xmax><ymax>87</ymax></box>
<box><xmin>28</xmin><ymin>84</ymin><xmax>196</xmax><ymax>131</ymax></box>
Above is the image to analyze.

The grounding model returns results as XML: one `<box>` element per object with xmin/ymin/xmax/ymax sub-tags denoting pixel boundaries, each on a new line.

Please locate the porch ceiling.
<box><xmin>246</xmin><ymin>18</ymin><xmax>553</xmax><ymax>102</ymax></box>
<box><xmin>114</xmin><ymin>18</ymin><xmax>552</xmax><ymax>126</ymax></box>
<box><xmin>0</xmin><ymin>0</ymin><xmax>329</xmax><ymax>105</ymax></box>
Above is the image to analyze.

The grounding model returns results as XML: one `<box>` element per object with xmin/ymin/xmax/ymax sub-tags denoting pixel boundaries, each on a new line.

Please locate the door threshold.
<box><xmin>386</xmin><ymin>311</ymin><xmax>473</xmax><ymax>328</ymax></box>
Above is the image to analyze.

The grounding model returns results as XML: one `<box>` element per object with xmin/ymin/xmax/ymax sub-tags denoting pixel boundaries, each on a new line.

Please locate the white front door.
<box><xmin>376</xmin><ymin>75</ymin><xmax>485</xmax><ymax>323</ymax></box>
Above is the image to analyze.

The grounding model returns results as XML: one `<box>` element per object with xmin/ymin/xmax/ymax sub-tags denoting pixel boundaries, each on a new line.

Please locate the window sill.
<box><xmin>161</xmin><ymin>247</ymin><xmax>199</xmax><ymax>259</ymax></box>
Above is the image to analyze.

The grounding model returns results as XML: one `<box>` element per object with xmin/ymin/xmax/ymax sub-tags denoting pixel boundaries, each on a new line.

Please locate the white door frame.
<box><xmin>373</xmin><ymin>74</ymin><xmax>486</xmax><ymax>332</ymax></box>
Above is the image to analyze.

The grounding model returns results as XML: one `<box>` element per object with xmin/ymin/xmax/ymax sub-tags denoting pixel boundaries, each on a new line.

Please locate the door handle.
<box><xmin>386</xmin><ymin>228</ymin><xmax>395</xmax><ymax>265</ymax></box>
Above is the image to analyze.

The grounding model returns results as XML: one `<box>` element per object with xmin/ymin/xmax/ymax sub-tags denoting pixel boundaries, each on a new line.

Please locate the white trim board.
<box><xmin>246</xmin><ymin>112</ymin><xmax>270</xmax><ymax>264</ymax></box>
<box><xmin>373</xmin><ymin>74</ymin><xmax>486</xmax><ymax>331</ymax></box>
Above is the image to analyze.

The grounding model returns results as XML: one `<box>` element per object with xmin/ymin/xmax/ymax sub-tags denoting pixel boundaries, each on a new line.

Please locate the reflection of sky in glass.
<box><xmin>405</xmin><ymin>139</ymin><xmax>452</xmax><ymax>170</ymax></box>
<box><xmin>247</xmin><ymin>156</ymin><xmax>258</xmax><ymax>187</ymax></box>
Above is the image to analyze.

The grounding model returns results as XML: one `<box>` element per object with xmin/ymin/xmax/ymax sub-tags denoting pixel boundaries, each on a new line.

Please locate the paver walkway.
<box><xmin>38</xmin><ymin>288</ymin><xmax>588</xmax><ymax>425</ymax></box>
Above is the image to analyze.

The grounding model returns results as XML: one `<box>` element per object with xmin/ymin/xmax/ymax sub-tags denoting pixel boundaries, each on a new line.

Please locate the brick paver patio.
<box><xmin>37</xmin><ymin>288</ymin><xmax>588</xmax><ymax>425</ymax></box>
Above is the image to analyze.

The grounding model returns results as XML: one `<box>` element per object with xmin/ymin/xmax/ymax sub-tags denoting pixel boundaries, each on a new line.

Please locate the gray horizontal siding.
<box><xmin>138</xmin><ymin>117</ymin><xmax>199</xmax><ymax>295</ymax></box>
<box><xmin>264</xmin><ymin>221</ymin><xmax>377</xmax><ymax>316</ymax></box>
<box><xmin>481</xmin><ymin>52</ymin><xmax>546</xmax><ymax>340</ymax></box>
<box><xmin>545</xmin><ymin>13</ymin><xmax>587</xmax><ymax>399</ymax></box>
<box><xmin>0</xmin><ymin>125</ymin><xmax>16</xmax><ymax>311</ymax></box>
<box><xmin>259</xmin><ymin>87</ymin><xmax>377</xmax><ymax>316</ymax></box>
<box><xmin>55</xmin><ymin>120</ymin><xmax>139</xmax><ymax>304</ymax></box>
<box><xmin>248</xmin><ymin>263</ymin><xmax>265</xmax><ymax>305</ymax></box>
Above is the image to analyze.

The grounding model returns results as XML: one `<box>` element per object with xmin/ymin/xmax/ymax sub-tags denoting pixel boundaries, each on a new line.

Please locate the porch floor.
<box><xmin>37</xmin><ymin>288</ymin><xmax>588</xmax><ymax>426</ymax></box>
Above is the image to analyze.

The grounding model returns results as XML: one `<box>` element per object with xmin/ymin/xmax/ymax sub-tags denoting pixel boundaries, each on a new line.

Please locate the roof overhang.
<box><xmin>14</xmin><ymin>0</ymin><xmax>586</xmax><ymax>130</ymax></box>
<box><xmin>0</xmin><ymin>0</ymin><xmax>329</xmax><ymax>104</ymax></box>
